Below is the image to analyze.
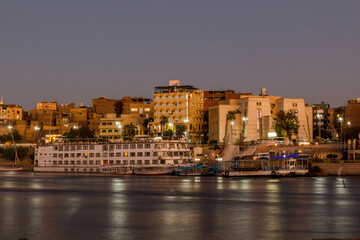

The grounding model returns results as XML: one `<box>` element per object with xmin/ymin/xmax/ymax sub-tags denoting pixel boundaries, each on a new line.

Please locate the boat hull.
<box><xmin>222</xmin><ymin>169</ymin><xmax>308</xmax><ymax>177</ymax></box>
<box><xmin>0</xmin><ymin>167</ymin><xmax>23</xmax><ymax>172</ymax></box>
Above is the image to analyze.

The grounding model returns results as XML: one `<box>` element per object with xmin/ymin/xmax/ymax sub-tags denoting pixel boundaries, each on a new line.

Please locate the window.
<box><xmin>64</xmin><ymin>161</ymin><xmax>69</xmax><ymax>165</ymax></box>
<box><xmin>145</xmin><ymin>108</ymin><xmax>150</xmax><ymax>112</ymax></box>
<box><xmin>116</xmin><ymin>160</ymin><xmax>121</xmax><ymax>164</ymax></box>
<box><xmin>123</xmin><ymin>160</ymin><xmax>128</xmax><ymax>165</ymax></box>
<box><xmin>108</xmin><ymin>129</ymin><xmax>112</xmax><ymax>133</ymax></box>
<box><xmin>152</xmin><ymin>160</ymin><xmax>158</xmax><ymax>164</ymax></box>
<box><xmin>103</xmin><ymin>153</ymin><xmax>108</xmax><ymax>157</ymax></box>
<box><xmin>83</xmin><ymin>153</ymin><xmax>88</xmax><ymax>158</ymax></box>
<box><xmin>96</xmin><ymin>153</ymin><xmax>101</xmax><ymax>157</ymax></box>
<box><xmin>130</xmin><ymin>144</ymin><xmax>136</xmax><ymax>149</ymax></box>
<box><xmin>131</xmin><ymin>108</ymin><xmax>138</xmax><ymax>112</ymax></box>
<box><xmin>102</xmin><ymin>130</ymin><xmax>106</xmax><ymax>133</ymax></box>
<box><xmin>59</xmin><ymin>153</ymin><xmax>63</xmax><ymax>158</ymax></box>
<box><xmin>77</xmin><ymin>153</ymin><xmax>81</xmax><ymax>157</ymax></box>
<box><xmin>71</xmin><ymin>146</ymin><xmax>76</xmax><ymax>151</ymax></box>
<box><xmin>116</xmin><ymin>152</ymin><xmax>121</xmax><ymax>157</ymax></box>
<box><xmin>137</xmin><ymin>160</ymin><xmax>142</xmax><ymax>165</ymax></box>
<box><xmin>64</xmin><ymin>153</ymin><xmax>69</xmax><ymax>158</ymax></box>
<box><xmin>58</xmin><ymin>161</ymin><xmax>63</xmax><ymax>165</ymax></box>
<box><xmin>130</xmin><ymin>152</ymin><xmax>136</xmax><ymax>157</ymax></box>
<box><xmin>174</xmin><ymin>160</ymin><xmax>178</xmax><ymax>164</ymax></box>
<box><xmin>82</xmin><ymin>161</ymin><xmax>87</xmax><ymax>165</ymax></box>
<box><xmin>70</xmin><ymin>161</ymin><xmax>75</xmax><ymax>165</ymax></box>
<box><xmin>116</xmin><ymin>145</ymin><xmax>122</xmax><ymax>149</ymax></box>
<box><xmin>71</xmin><ymin>153</ymin><xmax>75</xmax><ymax>157</ymax></box>
<box><xmin>89</xmin><ymin>153</ymin><xmax>94</xmax><ymax>157</ymax></box>
<box><xmin>83</xmin><ymin>146</ymin><xmax>88</xmax><ymax>150</ymax></box>
<box><xmin>137</xmin><ymin>144</ymin><xmax>143</xmax><ymax>149</ymax></box>
<box><xmin>145</xmin><ymin>152</ymin><xmax>150</xmax><ymax>157</ymax></box>
<box><xmin>89</xmin><ymin>145</ymin><xmax>95</xmax><ymax>150</ymax></box>
<box><xmin>53</xmin><ymin>161</ymin><xmax>57</xmax><ymax>165</ymax></box>
<box><xmin>145</xmin><ymin>144</ymin><xmax>151</xmax><ymax>148</ymax></box>
<box><xmin>77</xmin><ymin>145</ymin><xmax>82</xmax><ymax>150</ymax></box>
<box><xmin>76</xmin><ymin>161</ymin><xmax>81</xmax><ymax>165</ymax></box>
<box><xmin>109</xmin><ymin>153</ymin><xmax>114</xmax><ymax>157</ymax></box>
<box><xmin>95</xmin><ymin>160</ymin><xmax>100</xmax><ymax>165</ymax></box>
<box><xmin>64</xmin><ymin>146</ymin><xmax>69</xmax><ymax>151</ymax></box>
<box><xmin>137</xmin><ymin>152</ymin><xmax>143</xmax><ymax>157</ymax></box>
<box><xmin>89</xmin><ymin>160</ymin><xmax>94</xmax><ymax>165</ymax></box>
<box><xmin>123</xmin><ymin>152</ymin><xmax>128</xmax><ymax>157</ymax></box>
<box><xmin>59</xmin><ymin>146</ymin><xmax>63</xmax><ymax>151</ymax></box>
<box><xmin>102</xmin><ymin>145</ymin><xmax>108</xmax><ymax>151</ymax></box>
<box><xmin>256</xmin><ymin>102</ymin><xmax>262</xmax><ymax>106</ymax></box>
<box><xmin>123</xmin><ymin>145</ymin><xmax>129</xmax><ymax>149</ymax></box>
<box><xmin>109</xmin><ymin>160</ymin><xmax>114</xmax><ymax>165</ymax></box>
<box><xmin>145</xmin><ymin>160</ymin><xmax>150</xmax><ymax>165</ymax></box>
<box><xmin>53</xmin><ymin>153</ymin><xmax>57</xmax><ymax>158</ymax></box>
<box><xmin>292</xmin><ymin>103</ymin><xmax>298</xmax><ymax>107</ymax></box>
<box><xmin>153</xmin><ymin>152</ymin><xmax>158</xmax><ymax>157</ymax></box>
<box><xmin>130</xmin><ymin>160</ymin><xmax>135</xmax><ymax>165</ymax></box>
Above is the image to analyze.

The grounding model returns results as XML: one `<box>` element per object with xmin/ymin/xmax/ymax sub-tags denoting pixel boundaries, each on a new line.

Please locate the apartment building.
<box><xmin>154</xmin><ymin>80</ymin><xmax>204</xmax><ymax>144</ymax></box>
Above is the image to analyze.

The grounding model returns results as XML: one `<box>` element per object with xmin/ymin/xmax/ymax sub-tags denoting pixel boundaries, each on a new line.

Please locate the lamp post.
<box><xmin>317</xmin><ymin>114</ymin><xmax>323</xmax><ymax>139</ymax></box>
<box><xmin>8</xmin><ymin>125</ymin><xmax>19</xmax><ymax>167</ymax></box>
<box><xmin>35</xmin><ymin>126</ymin><xmax>40</xmax><ymax>147</ymax></box>
<box><xmin>115</xmin><ymin>122</ymin><xmax>122</xmax><ymax>141</ymax></box>
<box><xmin>339</xmin><ymin>117</ymin><xmax>343</xmax><ymax>149</ymax></box>
<box><xmin>184</xmin><ymin>119</ymin><xmax>189</xmax><ymax>142</ymax></box>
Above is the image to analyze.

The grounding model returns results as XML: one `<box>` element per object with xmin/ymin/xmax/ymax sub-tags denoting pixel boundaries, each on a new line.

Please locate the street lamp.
<box><xmin>339</xmin><ymin>117</ymin><xmax>343</xmax><ymax>149</ymax></box>
<box><xmin>35</xmin><ymin>126</ymin><xmax>40</xmax><ymax>147</ymax></box>
<box><xmin>115</xmin><ymin>122</ymin><xmax>122</xmax><ymax>141</ymax></box>
<box><xmin>317</xmin><ymin>114</ymin><xmax>323</xmax><ymax>139</ymax></box>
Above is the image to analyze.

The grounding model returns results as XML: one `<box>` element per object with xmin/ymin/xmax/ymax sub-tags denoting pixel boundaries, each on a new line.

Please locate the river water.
<box><xmin>1</xmin><ymin>172</ymin><xmax>360</xmax><ymax>240</ymax></box>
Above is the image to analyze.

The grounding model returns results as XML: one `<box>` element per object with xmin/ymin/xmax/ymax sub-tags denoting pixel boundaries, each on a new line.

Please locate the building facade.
<box><xmin>154</xmin><ymin>80</ymin><xmax>204</xmax><ymax>144</ymax></box>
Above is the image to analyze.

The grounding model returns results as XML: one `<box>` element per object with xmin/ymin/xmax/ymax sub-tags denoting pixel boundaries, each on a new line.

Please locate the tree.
<box><xmin>142</xmin><ymin>117</ymin><xmax>154</xmax><ymax>136</ymax></box>
<box><xmin>64</xmin><ymin>126</ymin><xmax>95</xmax><ymax>139</ymax></box>
<box><xmin>175</xmin><ymin>124</ymin><xmax>186</xmax><ymax>139</ymax></box>
<box><xmin>159</xmin><ymin>115</ymin><xmax>168</xmax><ymax>136</ymax></box>
<box><xmin>163</xmin><ymin>129</ymin><xmax>174</xmax><ymax>139</ymax></box>
<box><xmin>122</xmin><ymin>123</ymin><xmax>137</xmax><ymax>140</ymax></box>
<box><xmin>2</xmin><ymin>147</ymin><xmax>29</xmax><ymax>161</ymax></box>
<box><xmin>0</xmin><ymin>130</ymin><xmax>22</xmax><ymax>143</ymax></box>
<box><xmin>273</xmin><ymin>110</ymin><xmax>300</xmax><ymax>140</ymax></box>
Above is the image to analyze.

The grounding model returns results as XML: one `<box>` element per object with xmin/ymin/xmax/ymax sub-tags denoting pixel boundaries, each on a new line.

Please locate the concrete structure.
<box><xmin>92</xmin><ymin>96</ymin><xmax>118</xmax><ymax>117</ymax></box>
<box><xmin>208</xmin><ymin>89</ymin><xmax>313</xmax><ymax>143</ymax></box>
<box><xmin>312</xmin><ymin>102</ymin><xmax>335</xmax><ymax>139</ymax></box>
<box><xmin>209</xmin><ymin>99</ymin><xmax>242</xmax><ymax>143</ymax></box>
<box><xmin>154</xmin><ymin>80</ymin><xmax>204</xmax><ymax>144</ymax></box>
<box><xmin>98</xmin><ymin>114</ymin><xmax>123</xmax><ymax>141</ymax></box>
<box><xmin>0</xmin><ymin>97</ymin><xmax>23</xmax><ymax>121</ymax></box>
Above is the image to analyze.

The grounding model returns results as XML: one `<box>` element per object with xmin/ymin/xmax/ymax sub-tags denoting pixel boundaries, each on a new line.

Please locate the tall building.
<box><xmin>154</xmin><ymin>80</ymin><xmax>204</xmax><ymax>144</ymax></box>
<box><xmin>312</xmin><ymin>102</ymin><xmax>335</xmax><ymax>139</ymax></box>
<box><xmin>345</xmin><ymin>98</ymin><xmax>360</xmax><ymax>128</ymax></box>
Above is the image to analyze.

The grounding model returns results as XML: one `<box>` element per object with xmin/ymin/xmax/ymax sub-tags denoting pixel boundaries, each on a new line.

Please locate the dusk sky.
<box><xmin>1</xmin><ymin>1</ymin><xmax>360</xmax><ymax>110</ymax></box>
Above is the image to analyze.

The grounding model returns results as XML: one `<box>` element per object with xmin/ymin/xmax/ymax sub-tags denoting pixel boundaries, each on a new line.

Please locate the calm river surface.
<box><xmin>1</xmin><ymin>172</ymin><xmax>360</xmax><ymax>240</ymax></box>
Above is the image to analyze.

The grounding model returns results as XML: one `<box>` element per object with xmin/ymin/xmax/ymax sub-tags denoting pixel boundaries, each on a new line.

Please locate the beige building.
<box><xmin>209</xmin><ymin>89</ymin><xmax>313</xmax><ymax>143</ymax></box>
<box><xmin>154</xmin><ymin>80</ymin><xmax>204</xmax><ymax>144</ymax></box>
<box><xmin>0</xmin><ymin>97</ymin><xmax>23</xmax><ymax>121</ymax></box>
<box><xmin>98</xmin><ymin>114</ymin><xmax>123</xmax><ymax>141</ymax></box>
<box><xmin>209</xmin><ymin>99</ymin><xmax>242</xmax><ymax>143</ymax></box>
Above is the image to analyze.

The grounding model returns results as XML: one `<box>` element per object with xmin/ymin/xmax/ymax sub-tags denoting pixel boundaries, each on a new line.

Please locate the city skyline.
<box><xmin>2</xmin><ymin>1</ymin><xmax>360</xmax><ymax>110</ymax></box>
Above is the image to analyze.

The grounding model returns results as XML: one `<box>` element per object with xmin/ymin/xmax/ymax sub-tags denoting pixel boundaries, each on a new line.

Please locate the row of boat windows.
<box><xmin>52</xmin><ymin>143</ymin><xmax>187</xmax><ymax>151</ymax></box>
<box><xmin>46</xmin><ymin>159</ymin><xmax>181</xmax><ymax>165</ymax></box>
<box><xmin>43</xmin><ymin>151</ymin><xmax>190</xmax><ymax>158</ymax></box>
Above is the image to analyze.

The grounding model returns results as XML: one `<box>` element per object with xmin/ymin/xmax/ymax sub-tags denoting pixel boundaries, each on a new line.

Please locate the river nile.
<box><xmin>1</xmin><ymin>172</ymin><xmax>360</xmax><ymax>240</ymax></box>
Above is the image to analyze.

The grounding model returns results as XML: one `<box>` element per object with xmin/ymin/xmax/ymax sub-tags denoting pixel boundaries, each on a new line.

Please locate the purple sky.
<box><xmin>1</xmin><ymin>1</ymin><xmax>360</xmax><ymax>110</ymax></box>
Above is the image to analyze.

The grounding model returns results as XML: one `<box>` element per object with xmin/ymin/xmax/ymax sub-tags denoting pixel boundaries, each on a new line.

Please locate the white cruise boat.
<box><xmin>34</xmin><ymin>139</ymin><xmax>193</xmax><ymax>175</ymax></box>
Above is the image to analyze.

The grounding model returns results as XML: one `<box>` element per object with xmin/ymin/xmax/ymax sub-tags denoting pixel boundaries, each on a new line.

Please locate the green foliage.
<box><xmin>142</xmin><ymin>117</ymin><xmax>154</xmax><ymax>135</ymax></box>
<box><xmin>159</xmin><ymin>115</ymin><xmax>169</xmax><ymax>136</ymax></box>
<box><xmin>175</xmin><ymin>124</ymin><xmax>186</xmax><ymax>139</ymax></box>
<box><xmin>0</xmin><ymin>130</ymin><xmax>22</xmax><ymax>143</ymax></box>
<box><xmin>163</xmin><ymin>129</ymin><xmax>174</xmax><ymax>139</ymax></box>
<box><xmin>226</xmin><ymin>111</ymin><xmax>236</xmax><ymax>121</ymax></box>
<box><xmin>122</xmin><ymin>123</ymin><xmax>137</xmax><ymax>140</ymax></box>
<box><xmin>64</xmin><ymin>126</ymin><xmax>95</xmax><ymax>139</ymax></box>
<box><xmin>1</xmin><ymin>147</ymin><xmax>29</xmax><ymax>161</ymax></box>
<box><xmin>272</xmin><ymin>110</ymin><xmax>300</xmax><ymax>139</ymax></box>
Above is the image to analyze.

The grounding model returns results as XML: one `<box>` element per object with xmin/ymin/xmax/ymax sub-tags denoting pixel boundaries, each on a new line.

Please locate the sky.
<box><xmin>1</xmin><ymin>0</ymin><xmax>360</xmax><ymax>110</ymax></box>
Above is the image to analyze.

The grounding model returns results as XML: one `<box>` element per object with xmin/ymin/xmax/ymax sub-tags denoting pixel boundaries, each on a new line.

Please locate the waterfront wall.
<box><xmin>312</xmin><ymin>162</ymin><xmax>360</xmax><ymax>176</ymax></box>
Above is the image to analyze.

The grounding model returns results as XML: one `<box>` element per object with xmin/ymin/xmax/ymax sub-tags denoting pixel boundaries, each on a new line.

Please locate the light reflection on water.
<box><xmin>1</xmin><ymin>173</ymin><xmax>360</xmax><ymax>240</ymax></box>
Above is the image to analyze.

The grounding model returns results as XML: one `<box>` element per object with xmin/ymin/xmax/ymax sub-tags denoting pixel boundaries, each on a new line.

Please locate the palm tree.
<box><xmin>175</xmin><ymin>124</ymin><xmax>186</xmax><ymax>139</ymax></box>
<box><xmin>159</xmin><ymin>115</ymin><xmax>168</xmax><ymax>137</ymax></box>
<box><xmin>273</xmin><ymin>110</ymin><xmax>300</xmax><ymax>140</ymax></box>
<box><xmin>122</xmin><ymin>123</ymin><xmax>137</xmax><ymax>140</ymax></box>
